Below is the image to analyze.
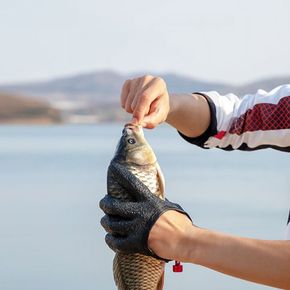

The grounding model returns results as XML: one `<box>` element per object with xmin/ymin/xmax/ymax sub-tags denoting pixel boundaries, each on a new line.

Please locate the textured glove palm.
<box><xmin>99</xmin><ymin>162</ymin><xmax>191</xmax><ymax>260</ymax></box>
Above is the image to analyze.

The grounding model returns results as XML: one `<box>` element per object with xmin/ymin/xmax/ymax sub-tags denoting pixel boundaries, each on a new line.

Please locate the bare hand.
<box><xmin>120</xmin><ymin>75</ymin><xmax>170</xmax><ymax>129</ymax></box>
<box><xmin>148</xmin><ymin>210</ymin><xmax>194</xmax><ymax>261</ymax></box>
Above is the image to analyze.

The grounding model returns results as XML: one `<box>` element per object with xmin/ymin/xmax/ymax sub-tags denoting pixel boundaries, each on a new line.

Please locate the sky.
<box><xmin>0</xmin><ymin>0</ymin><xmax>290</xmax><ymax>85</ymax></box>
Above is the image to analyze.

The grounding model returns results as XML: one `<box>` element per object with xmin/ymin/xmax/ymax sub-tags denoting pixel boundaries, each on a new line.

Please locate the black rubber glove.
<box><xmin>99</xmin><ymin>162</ymin><xmax>192</xmax><ymax>261</ymax></box>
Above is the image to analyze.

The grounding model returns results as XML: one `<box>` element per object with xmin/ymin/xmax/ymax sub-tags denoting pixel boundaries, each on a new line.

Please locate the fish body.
<box><xmin>107</xmin><ymin>124</ymin><xmax>165</xmax><ymax>290</ymax></box>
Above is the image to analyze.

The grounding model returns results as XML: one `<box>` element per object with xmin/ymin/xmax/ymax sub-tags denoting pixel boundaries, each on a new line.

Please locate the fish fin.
<box><xmin>156</xmin><ymin>269</ymin><xmax>165</xmax><ymax>290</ymax></box>
<box><xmin>156</xmin><ymin>162</ymin><xmax>165</xmax><ymax>199</ymax></box>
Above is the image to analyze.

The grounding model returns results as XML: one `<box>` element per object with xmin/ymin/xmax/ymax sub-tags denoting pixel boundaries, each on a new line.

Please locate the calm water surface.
<box><xmin>0</xmin><ymin>124</ymin><xmax>289</xmax><ymax>290</ymax></box>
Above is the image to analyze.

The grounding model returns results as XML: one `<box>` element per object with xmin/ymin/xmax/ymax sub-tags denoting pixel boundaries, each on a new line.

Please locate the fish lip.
<box><xmin>124</xmin><ymin>123</ymin><xmax>141</xmax><ymax>131</ymax></box>
<box><xmin>123</xmin><ymin>123</ymin><xmax>143</xmax><ymax>136</ymax></box>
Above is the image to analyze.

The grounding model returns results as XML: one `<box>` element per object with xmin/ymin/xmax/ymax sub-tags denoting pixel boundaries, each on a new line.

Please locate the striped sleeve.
<box><xmin>179</xmin><ymin>84</ymin><xmax>290</xmax><ymax>152</ymax></box>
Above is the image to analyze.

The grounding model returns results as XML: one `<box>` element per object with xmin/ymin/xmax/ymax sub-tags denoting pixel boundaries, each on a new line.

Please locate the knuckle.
<box><xmin>142</xmin><ymin>74</ymin><xmax>153</xmax><ymax>82</ymax></box>
<box><xmin>105</xmin><ymin>234</ymin><xmax>113</xmax><ymax>247</ymax></box>
<box><xmin>125</xmin><ymin>103</ymin><xmax>133</xmax><ymax>113</ymax></box>
<box><xmin>99</xmin><ymin>198</ymin><xmax>105</xmax><ymax>211</ymax></box>
<box><xmin>140</xmin><ymin>92</ymin><xmax>151</xmax><ymax>102</ymax></box>
<box><xmin>131</xmin><ymin>102</ymin><xmax>137</xmax><ymax>111</ymax></box>
<box><xmin>99</xmin><ymin>196</ymin><xmax>116</xmax><ymax>214</ymax></box>
<box><xmin>105</xmin><ymin>234</ymin><xmax>121</xmax><ymax>252</ymax></box>
<box><xmin>100</xmin><ymin>215</ymin><xmax>108</xmax><ymax>229</ymax></box>
<box><xmin>122</xmin><ymin>79</ymin><xmax>131</xmax><ymax>89</ymax></box>
<box><xmin>132</xmin><ymin>77</ymin><xmax>139</xmax><ymax>83</ymax></box>
<box><xmin>155</xmin><ymin>77</ymin><xmax>165</xmax><ymax>87</ymax></box>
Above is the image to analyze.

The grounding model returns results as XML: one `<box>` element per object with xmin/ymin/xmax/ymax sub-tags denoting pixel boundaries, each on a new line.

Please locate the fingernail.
<box><xmin>141</xmin><ymin>122</ymin><xmax>147</xmax><ymax>127</ymax></box>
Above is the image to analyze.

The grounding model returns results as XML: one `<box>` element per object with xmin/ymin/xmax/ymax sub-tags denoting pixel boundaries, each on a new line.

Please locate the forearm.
<box><xmin>184</xmin><ymin>227</ymin><xmax>290</xmax><ymax>289</ymax></box>
<box><xmin>166</xmin><ymin>93</ymin><xmax>211</xmax><ymax>138</ymax></box>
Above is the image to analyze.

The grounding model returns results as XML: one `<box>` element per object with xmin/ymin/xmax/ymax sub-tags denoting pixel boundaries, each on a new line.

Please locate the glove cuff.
<box><xmin>144</xmin><ymin>205</ymin><xmax>192</xmax><ymax>261</ymax></box>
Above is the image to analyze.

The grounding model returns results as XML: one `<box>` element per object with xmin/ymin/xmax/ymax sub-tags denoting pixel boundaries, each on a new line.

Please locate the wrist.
<box><xmin>165</xmin><ymin>93</ymin><xmax>211</xmax><ymax>138</ymax></box>
<box><xmin>148</xmin><ymin>210</ymin><xmax>194</xmax><ymax>261</ymax></box>
<box><xmin>166</xmin><ymin>94</ymin><xmax>181</xmax><ymax>125</ymax></box>
<box><xmin>176</xmin><ymin>224</ymin><xmax>201</xmax><ymax>263</ymax></box>
<box><xmin>184</xmin><ymin>227</ymin><xmax>224</xmax><ymax>266</ymax></box>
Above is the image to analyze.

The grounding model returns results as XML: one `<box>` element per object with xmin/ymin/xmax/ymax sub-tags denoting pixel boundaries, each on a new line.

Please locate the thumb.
<box><xmin>142</xmin><ymin>111</ymin><xmax>160</xmax><ymax>129</ymax></box>
<box><xmin>108</xmin><ymin>162</ymin><xmax>152</xmax><ymax>201</ymax></box>
<box><xmin>142</xmin><ymin>98</ymin><xmax>164</xmax><ymax>129</ymax></box>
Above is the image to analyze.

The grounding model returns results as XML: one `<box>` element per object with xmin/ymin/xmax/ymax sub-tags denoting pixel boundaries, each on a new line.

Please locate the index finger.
<box><xmin>133</xmin><ymin>78</ymin><xmax>165</xmax><ymax>124</ymax></box>
<box><xmin>99</xmin><ymin>195</ymin><xmax>138</xmax><ymax>216</ymax></box>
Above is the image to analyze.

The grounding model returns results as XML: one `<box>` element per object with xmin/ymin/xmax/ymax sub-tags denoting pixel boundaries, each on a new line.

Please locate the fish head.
<box><xmin>113</xmin><ymin>123</ymin><xmax>157</xmax><ymax>166</ymax></box>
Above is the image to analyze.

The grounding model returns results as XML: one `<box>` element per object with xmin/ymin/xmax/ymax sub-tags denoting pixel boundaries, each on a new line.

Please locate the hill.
<box><xmin>0</xmin><ymin>93</ymin><xmax>61</xmax><ymax>124</ymax></box>
<box><xmin>0</xmin><ymin>71</ymin><xmax>231</xmax><ymax>104</ymax></box>
<box><xmin>234</xmin><ymin>76</ymin><xmax>290</xmax><ymax>96</ymax></box>
<box><xmin>1</xmin><ymin>70</ymin><xmax>289</xmax><ymax>103</ymax></box>
<box><xmin>0</xmin><ymin>71</ymin><xmax>288</xmax><ymax>124</ymax></box>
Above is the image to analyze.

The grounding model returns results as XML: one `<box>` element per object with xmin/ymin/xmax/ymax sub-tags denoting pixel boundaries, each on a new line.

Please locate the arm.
<box><xmin>166</xmin><ymin>93</ymin><xmax>211</xmax><ymax>138</ymax></box>
<box><xmin>115</xmin><ymin>76</ymin><xmax>290</xmax><ymax>289</ymax></box>
<box><xmin>121</xmin><ymin>75</ymin><xmax>290</xmax><ymax>151</ymax></box>
<box><xmin>100</xmin><ymin>181</ymin><xmax>290</xmax><ymax>289</ymax></box>
<box><xmin>169</xmin><ymin>86</ymin><xmax>290</xmax><ymax>152</ymax></box>
<box><xmin>151</xmin><ymin>211</ymin><xmax>290</xmax><ymax>289</ymax></box>
<box><xmin>120</xmin><ymin>75</ymin><xmax>210</xmax><ymax>134</ymax></box>
<box><xmin>191</xmin><ymin>227</ymin><xmax>290</xmax><ymax>289</ymax></box>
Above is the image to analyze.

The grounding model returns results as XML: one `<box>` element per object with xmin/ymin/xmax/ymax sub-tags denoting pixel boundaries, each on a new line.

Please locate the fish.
<box><xmin>107</xmin><ymin>123</ymin><xmax>165</xmax><ymax>290</ymax></box>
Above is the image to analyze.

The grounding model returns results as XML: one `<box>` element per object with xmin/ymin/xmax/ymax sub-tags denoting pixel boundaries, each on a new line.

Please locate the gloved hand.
<box><xmin>99</xmin><ymin>162</ymin><xmax>192</xmax><ymax>260</ymax></box>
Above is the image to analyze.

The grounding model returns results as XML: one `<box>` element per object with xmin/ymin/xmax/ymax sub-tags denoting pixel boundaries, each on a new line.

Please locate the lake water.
<box><xmin>0</xmin><ymin>124</ymin><xmax>289</xmax><ymax>290</ymax></box>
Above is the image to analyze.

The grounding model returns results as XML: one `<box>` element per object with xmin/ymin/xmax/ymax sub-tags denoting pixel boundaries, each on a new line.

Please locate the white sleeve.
<box><xmin>179</xmin><ymin>84</ymin><xmax>290</xmax><ymax>152</ymax></box>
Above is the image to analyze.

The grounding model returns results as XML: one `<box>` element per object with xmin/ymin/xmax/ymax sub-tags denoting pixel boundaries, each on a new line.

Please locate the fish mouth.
<box><xmin>122</xmin><ymin>123</ymin><xmax>142</xmax><ymax>136</ymax></box>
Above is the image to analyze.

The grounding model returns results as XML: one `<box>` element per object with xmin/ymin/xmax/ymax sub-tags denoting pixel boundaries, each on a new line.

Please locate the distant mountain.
<box><xmin>0</xmin><ymin>71</ymin><xmax>126</xmax><ymax>104</ymax></box>
<box><xmin>0</xmin><ymin>70</ymin><xmax>232</xmax><ymax>104</ymax></box>
<box><xmin>0</xmin><ymin>71</ymin><xmax>288</xmax><ymax>105</ymax></box>
<box><xmin>0</xmin><ymin>93</ymin><xmax>61</xmax><ymax>124</ymax></box>
<box><xmin>233</xmin><ymin>76</ymin><xmax>290</xmax><ymax>96</ymax></box>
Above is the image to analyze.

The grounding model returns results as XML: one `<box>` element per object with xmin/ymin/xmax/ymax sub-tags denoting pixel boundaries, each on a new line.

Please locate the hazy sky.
<box><xmin>1</xmin><ymin>0</ymin><xmax>290</xmax><ymax>85</ymax></box>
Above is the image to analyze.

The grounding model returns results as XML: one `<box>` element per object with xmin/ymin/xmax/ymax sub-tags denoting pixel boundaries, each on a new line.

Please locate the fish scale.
<box><xmin>107</xmin><ymin>124</ymin><xmax>165</xmax><ymax>290</ymax></box>
<box><xmin>109</xmin><ymin>164</ymin><xmax>165</xmax><ymax>290</ymax></box>
<box><xmin>127</xmin><ymin>165</ymin><xmax>162</xmax><ymax>197</ymax></box>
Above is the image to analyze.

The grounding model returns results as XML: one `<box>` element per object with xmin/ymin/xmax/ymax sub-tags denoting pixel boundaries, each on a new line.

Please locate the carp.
<box><xmin>107</xmin><ymin>123</ymin><xmax>165</xmax><ymax>290</ymax></box>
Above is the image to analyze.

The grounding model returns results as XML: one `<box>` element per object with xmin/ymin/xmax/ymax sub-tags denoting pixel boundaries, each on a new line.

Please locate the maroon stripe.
<box><xmin>229</xmin><ymin>96</ymin><xmax>290</xmax><ymax>135</ymax></box>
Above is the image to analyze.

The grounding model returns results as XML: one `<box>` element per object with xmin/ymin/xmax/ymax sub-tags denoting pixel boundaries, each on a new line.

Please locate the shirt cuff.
<box><xmin>177</xmin><ymin>93</ymin><xmax>217</xmax><ymax>148</ymax></box>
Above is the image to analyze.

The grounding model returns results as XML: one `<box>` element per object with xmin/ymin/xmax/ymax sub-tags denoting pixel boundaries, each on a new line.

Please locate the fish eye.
<box><xmin>127</xmin><ymin>138</ymin><xmax>136</xmax><ymax>144</ymax></box>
